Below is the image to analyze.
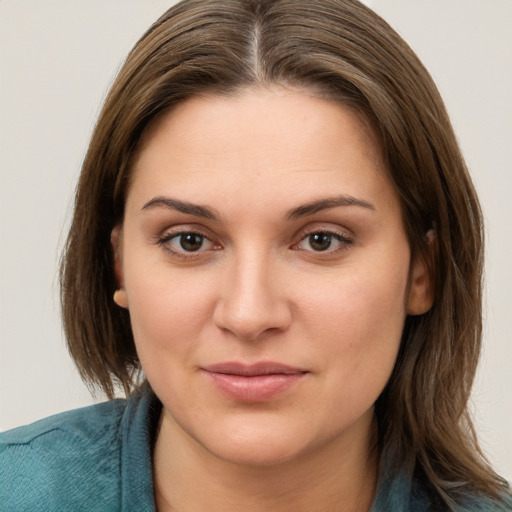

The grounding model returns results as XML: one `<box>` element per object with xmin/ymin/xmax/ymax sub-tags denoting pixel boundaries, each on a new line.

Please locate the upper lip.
<box><xmin>201</xmin><ymin>361</ymin><xmax>308</xmax><ymax>376</ymax></box>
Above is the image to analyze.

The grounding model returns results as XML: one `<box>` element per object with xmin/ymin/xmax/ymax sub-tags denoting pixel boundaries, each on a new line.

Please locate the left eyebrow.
<box><xmin>285</xmin><ymin>195</ymin><xmax>376</xmax><ymax>220</ymax></box>
<box><xmin>141</xmin><ymin>196</ymin><xmax>221</xmax><ymax>221</ymax></box>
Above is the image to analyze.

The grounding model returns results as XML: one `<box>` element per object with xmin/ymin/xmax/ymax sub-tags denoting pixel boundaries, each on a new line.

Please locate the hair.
<box><xmin>60</xmin><ymin>0</ymin><xmax>508</xmax><ymax>507</ymax></box>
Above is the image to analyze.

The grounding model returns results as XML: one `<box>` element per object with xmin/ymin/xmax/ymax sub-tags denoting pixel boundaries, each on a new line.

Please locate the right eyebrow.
<box><xmin>285</xmin><ymin>195</ymin><xmax>376</xmax><ymax>220</ymax></box>
<box><xmin>141</xmin><ymin>196</ymin><xmax>221</xmax><ymax>221</ymax></box>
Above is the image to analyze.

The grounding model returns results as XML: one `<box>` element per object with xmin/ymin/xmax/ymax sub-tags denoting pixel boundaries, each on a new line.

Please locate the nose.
<box><xmin>213</xmin><ymin>252</ymin><xmax>292</xmax><ymax>341</ymax></box>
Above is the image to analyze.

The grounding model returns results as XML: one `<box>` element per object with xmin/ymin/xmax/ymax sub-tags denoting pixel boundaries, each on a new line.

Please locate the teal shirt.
<box><xmin>1</xmin><ymin>390</ymin><xmax>510</xmax><ymax>511</ymax></box>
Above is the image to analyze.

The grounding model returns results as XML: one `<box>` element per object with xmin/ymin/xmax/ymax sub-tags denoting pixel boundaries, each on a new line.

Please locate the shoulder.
<box><xmin>373</xmin><ymin>451</ymin><xmax>512</xmax><ymax>512</ymax></box>
<box><xmin>412</xmin><ymin>476</ymin><xmax>512</xmax><ymax>511</ymax></box>
<box><xmin>0</xmin><ymin>399</ymin><xmax>127</xmax><ymax>511</ymax></box>
<box><xmin>1</xmin><ymin>399</ymin><xmax>127</xmax><ymax>447</ymax></box>
<box><xmin>459</xmin><ymin>490</ymin><xmax>512</xmax><ymax>512</ymax></box>
<box><xmin>412</xmin><ymin>478</ymin><xmax>512</xmax><ymax>512</ymax></box>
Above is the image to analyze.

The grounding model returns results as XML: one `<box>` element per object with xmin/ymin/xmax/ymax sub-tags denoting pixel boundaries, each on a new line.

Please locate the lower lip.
<box><xmin>203</xmin><ymin>371</ymin><xmax>306</xmax><ymax>402</ymax></box>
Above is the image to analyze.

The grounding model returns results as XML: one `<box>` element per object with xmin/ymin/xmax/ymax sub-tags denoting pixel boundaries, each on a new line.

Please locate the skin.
<box><xmin>112</xmin><ymin>87</ymin><xmax>433</xmax><ymax>511</ymax></box>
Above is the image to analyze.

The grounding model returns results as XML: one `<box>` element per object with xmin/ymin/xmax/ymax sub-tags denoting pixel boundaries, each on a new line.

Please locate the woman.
<box><xmin>1</xmin><ymin>0</ymin><xmax>510</xmax><ymax>510</ymax></box>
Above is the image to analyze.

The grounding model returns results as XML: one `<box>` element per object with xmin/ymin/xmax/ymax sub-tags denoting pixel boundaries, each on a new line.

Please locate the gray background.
<box><xmin>1</xmin><ymin>0</ymin><xmax>510</xmax><ymax>481</ymax></box>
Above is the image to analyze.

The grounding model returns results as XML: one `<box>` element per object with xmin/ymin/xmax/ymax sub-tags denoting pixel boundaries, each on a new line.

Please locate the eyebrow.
<box><xmin>285</xmin><ymin>195</ymin><xmax>375</xmax><ymax>220</ymax></box>
<box><xmin>141</xmin><ymin>194</ymin><xmax>375</xmax><ymax>222</ymax></box>
<box><xmin>142</xmin><ymin>196</ymin><xmax>221</xmax><ymax>221</ymax></box>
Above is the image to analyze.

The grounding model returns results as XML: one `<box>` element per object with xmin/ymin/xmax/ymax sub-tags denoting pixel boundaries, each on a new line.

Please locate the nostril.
<box><xmin>212</xmin><ymin>260</ymin><xmax>293</xmax><ymax>339</ymax></box>
<box><xmin>213</xmin><ymin>298</ymin><xmax>292</xmax><ymax>341</ymax></box>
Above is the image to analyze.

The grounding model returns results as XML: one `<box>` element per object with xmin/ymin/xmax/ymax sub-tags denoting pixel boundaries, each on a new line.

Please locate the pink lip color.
<box><xmin>201</xmin><ymin>362</ymin><xmax>308</xmax><ymax>402</ymax></box>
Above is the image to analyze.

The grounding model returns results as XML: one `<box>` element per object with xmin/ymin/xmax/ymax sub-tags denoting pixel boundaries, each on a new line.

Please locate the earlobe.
<box><xmin>113</xmin><ymin>289</ymin><xmax>129</xmax><ymax>309</ymax></box>
<box><xmin>407</xmin><ymin>231</ymin><xmax>435</xmax><ymax>316</ymax></box>
<box><xmin>111</xmin><ymin>225</ymin><xmax>128</xmax><ymax>309</ymax></box>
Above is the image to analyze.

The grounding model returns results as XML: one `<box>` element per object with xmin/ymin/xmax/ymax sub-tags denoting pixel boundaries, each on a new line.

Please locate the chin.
<box><xmin>195</xmin><ymin>418</ymin><xmax>322</xmax><ymax>468</ymax></box>
<box><xmin>210</xmin><ymin>437</ymin><xmax>307</xmax><ymax>468</ymax></box>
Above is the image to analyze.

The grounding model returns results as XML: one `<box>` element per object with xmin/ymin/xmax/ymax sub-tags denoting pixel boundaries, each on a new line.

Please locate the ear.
<box><xmin>407</xmin><ymin>230</ymin><xmax>435</xmax><ymax>316</ymax></box>
<box><xmin>111</xmin><ymin>225</ymin><xmax>128</xmax><ymax>309</ymax></box>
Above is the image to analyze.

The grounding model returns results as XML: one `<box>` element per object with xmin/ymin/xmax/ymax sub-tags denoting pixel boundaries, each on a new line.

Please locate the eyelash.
<box><xmin>156</xmin><ymin>227</ymin><xmax>354</xmax><ymax>259</ymax></box>
<box><xmin>292</xmin><ymin>229</ymin><xmax>354</xmax><ymax>254</ymax></box>
<box><xmin>157</xmin><ymin>230</ymin><xmax>219</xmax><ymax>259</ymax></box>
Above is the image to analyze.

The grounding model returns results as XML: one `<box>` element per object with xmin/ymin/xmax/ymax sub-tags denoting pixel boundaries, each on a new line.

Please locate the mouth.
<box><xmin>200</xmin><ymin>362</ymin><xmax>308</xmax><ymax>402</ymax></box>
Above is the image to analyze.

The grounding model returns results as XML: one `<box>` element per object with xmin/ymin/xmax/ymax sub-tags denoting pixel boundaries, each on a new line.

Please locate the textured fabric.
<box><xmin>1</xmin><ymin>389</ymin><xmax>511</xmax><ymax>511</ymax></box>
<box><xmin>1</xmin><ymin>390</ymin><xmax>158</xmax><ymax>512</ymax></box>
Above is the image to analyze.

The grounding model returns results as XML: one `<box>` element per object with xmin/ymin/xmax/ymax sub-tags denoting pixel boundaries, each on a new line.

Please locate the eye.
<box><xmin>159</xmin><ymin>231</ymin><xmax>216</xmax><ymax>255</ymax></box>
<box><xmin>294</xmin><ymin>231</ymin><xmax>353</xmax><ymax>253</ymax></box>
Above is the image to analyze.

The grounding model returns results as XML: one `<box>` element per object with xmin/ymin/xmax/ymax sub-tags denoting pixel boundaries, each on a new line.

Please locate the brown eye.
<box><xmin>160</xmin><ymin>231</ymin><xmax>215</xmax><ymax>254</ymax></box>
<box><xmin>179</xmin><ymin>233</ymin><xmax>205</xmax><ymax>252</ymax></box>
<box><xmin>294</xmin><ymin>230</ymin><xmax>353</xmax><ymax>253</ymax></box>
<box><xmin>308</xmin><ymin>233</ymin><xmax>333</xmax><ymax>251</ymax></box>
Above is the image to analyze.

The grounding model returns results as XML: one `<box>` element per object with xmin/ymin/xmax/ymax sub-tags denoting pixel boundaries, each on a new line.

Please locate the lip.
<box><xmin>201</xmin><ymin>362</ymin><xmax>308</xmax><ymax>402</ymax></box>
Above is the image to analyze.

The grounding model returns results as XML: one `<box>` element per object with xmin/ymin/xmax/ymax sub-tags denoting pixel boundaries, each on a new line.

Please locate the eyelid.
<box><xmin>156</xmin><ymin>224</ymin><xmax>222</xmax><ymax>258</ymax></box>
<box><xmin>291</xmin><ymin>224</ymin><xmax>355</xmax><ymax>252</ymax></box>
<box><xmin>154</xmin><ymin>222</ymin><xmax>354</xmax><ymax>258</ymax></box>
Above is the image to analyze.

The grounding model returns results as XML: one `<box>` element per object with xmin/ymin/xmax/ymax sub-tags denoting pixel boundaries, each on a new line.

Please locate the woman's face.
<box><xmin>113</xmin><ymin>87</ymin><xmax>431</xmax><ymax>466</ymax></box>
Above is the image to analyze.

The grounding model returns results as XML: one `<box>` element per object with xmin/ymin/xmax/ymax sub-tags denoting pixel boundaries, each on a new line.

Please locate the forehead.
<box><xmin>126</xmin><ymin>87</ymin><xmax>395</xmax><ymax>215</ymax></box>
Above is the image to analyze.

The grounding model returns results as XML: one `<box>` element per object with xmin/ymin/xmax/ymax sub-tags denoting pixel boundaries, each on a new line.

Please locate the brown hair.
<box><xmin>60</xmin><ymin>0</ymin><xmax>508</xmax><ymax>507</ymax></box>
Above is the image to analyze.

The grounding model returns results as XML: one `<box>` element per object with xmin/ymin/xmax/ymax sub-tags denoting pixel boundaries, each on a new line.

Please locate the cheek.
<box><xmin>304</xmin><ymin>261</ymin><xmax>407</xmax><ymax>334</ymax></box>
<box><xmin>298</xmin><ymin>257</ymin><xmax>409</xmax><ymax>384</ymax></box>
<box><xmin>125</xmin><ymin>267</ymin><xmax>216</xmax><ymax>366</ymax></box>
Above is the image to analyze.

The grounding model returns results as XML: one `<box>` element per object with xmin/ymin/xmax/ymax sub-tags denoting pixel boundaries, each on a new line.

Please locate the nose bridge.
<box><xmin>214</xmin><ymin>246</ymin><xmax>291</xmax><ymax>340</ymax></box>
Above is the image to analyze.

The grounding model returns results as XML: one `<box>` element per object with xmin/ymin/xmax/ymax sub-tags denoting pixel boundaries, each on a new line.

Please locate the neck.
<box><xmin>153</xmin><ymin>410</ymin><xmax>379</xmax><ymax>512</ymax></box>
